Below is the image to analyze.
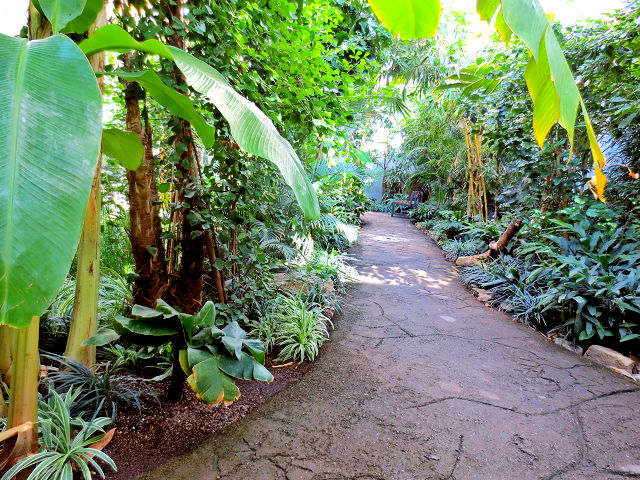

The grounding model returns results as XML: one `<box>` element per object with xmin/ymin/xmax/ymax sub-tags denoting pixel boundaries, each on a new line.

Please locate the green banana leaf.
<box><xmin>107</xmin><ymin>70</ymin><xmax>215</xmax><ymax>148</ymax></box>
<box><xmin>0</xmin><ymin>34</ymin><xmax>102</xmax><ymax>328</ymax></box>
<box><xmin>80</xmin><ymin>25</ymin><xmax>320</xmax><ymax>220</ymax></box>
<box><xmin>169</xmin><ymin>46</ymin><xmax>320</xmax><ymax>220</ymax></box>
<box><xmin>102</xmin><ymin>128</ymin><xmax>143</xmax><ymax>170</ymax></box>
<box><xmin>37</xmin><ymin>0</ymin><xmax>86</xmax><ymax>33</ymax></box>
<box><xmin>367</xmin><ymin>0</ymin><xmax>441</xmax><ymax>39</ymax></box>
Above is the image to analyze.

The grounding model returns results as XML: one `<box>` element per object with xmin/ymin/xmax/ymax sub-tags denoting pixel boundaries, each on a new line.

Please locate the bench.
<box><xmin>391</xmin><ymin>191</ymin><xmax>423</xmax><ymax>217</ymax></box>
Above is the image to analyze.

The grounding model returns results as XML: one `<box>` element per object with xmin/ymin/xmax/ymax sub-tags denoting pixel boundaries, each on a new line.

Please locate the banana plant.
<box><xmin>367</xmin><ymin>0</ymin><xmax>608</xmax><ymax>201</ymax></box>
<box><xmin>86</xmin><ymin>300</ymin><xmax>273</xmax><ymax>403</ymax></box>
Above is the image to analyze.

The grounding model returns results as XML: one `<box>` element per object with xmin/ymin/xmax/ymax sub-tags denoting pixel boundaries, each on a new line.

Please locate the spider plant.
<box><xmin>274</xmin><ymin>295</ymin><xmax>332</xmax><ymax>363</ymax></box>
<box><xmin>0</xmin><ymin>389</ymin><xmax>116</xmax><ymax>480</ymax></box>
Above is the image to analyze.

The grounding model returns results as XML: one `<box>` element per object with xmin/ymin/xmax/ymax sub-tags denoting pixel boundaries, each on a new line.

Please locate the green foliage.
<box><xmin>528</xmin><ymin>205</ymin><xmax>640</xmax><ymax>343</ymax></box>
<box><xmin>368</xmin><ymin>0</ymin><xmax>441</xmax><ymax>39</ymax></box>
<box><xmin>46</xmin><ymin>271</ymin><xmax>133</xmax><ymax>327</ymax></box>
<box><xmin>82</xmin><ymin>24</ymin><xmax>320</xmax><ymax>220</ymax></box>
<box><xmin>441</xmin><ymin>237</ymin><xmax>485</xmax><ymax>261</ymax></box>
<box><xmin>0</xmin><ymin>389</ymin><xmax>116</xmax><ymax>480</ymax></box>
<box><xmin>107</xmin><ymin>69</ymin><xmax>215</xmax><ymax>148</ymax></box>
<box><xmin>102</xmin><ymin>128</ymin><xmax>143</xmax><ymax>171</ymax></box>
<box><xmin>37</xmin><ymin>0</ymin><xmax>86</xmax><ymax>33</ymax></box>
<box><xmin>0</xmin><ymin>33</ymin><xmax>102</xmax><ymax>328</ymax></box>
<box><xmin>88</xmin><ymin>300</ymin><xmax>272</xmax><ymax>404</ymax></box>
<box><xmin>44</xmin><ymin>355</ymin><xmax>157</xmax><ymax>419</ymax></box>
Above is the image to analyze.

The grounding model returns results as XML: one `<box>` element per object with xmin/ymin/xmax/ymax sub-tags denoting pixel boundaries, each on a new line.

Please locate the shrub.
<box><xmin>531</xmin><ymin>219</ymin><xmax>640</xmax><ymax>343</ymax></box>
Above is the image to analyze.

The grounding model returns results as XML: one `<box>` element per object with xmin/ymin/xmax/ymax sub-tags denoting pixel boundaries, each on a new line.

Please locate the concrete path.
<box><xmin>140</xmin><ymin>213</ymin><xmax>640</xmax><ymax>480</ymax></box>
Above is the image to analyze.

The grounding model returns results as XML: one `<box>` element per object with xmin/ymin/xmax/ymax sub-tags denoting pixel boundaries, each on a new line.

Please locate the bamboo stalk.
<box><xmin>473</xmin><ymin>132</ymin><xmax>489</xmax><ymax>221</ymax></box>
<box><xmin>461</xmin><ymin>119</ymin><xmax>474</xmax><ymax>217</ymax></box>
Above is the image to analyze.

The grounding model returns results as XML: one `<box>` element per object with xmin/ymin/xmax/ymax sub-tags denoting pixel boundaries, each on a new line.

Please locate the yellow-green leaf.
<box><xmin>368</xmin><ymin>0</ymin><xmax>441</xmax><ymax>39</ymax></box>
<box><xmin>476</xmin><ymin>0</ymin><xmax>500</xmax><ymax>23</ymax></box>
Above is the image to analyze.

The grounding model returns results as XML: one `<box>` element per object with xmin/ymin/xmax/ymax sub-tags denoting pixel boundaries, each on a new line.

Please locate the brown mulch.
<box><xmin>103</xmin><ymin>359</ymin><xmax>309</xmax><ymax>480</ymax></box>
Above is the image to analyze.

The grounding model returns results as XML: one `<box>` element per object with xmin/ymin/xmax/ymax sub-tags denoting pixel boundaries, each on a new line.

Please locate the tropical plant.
<box><xmin>0</xmin><ymin>389</ymin><xmax>116</xmax><ymax>480</ymax></box>
<box><xmin>368</xmin><ymin>0</ymin><xmax>609</xmax><ymax>198</ymax></box>
<box><xmin>1</xmin><ymin>0</ymin><xmax>322</xmax><ymax>462</ymax></box>
<box><xmin>273</xmin><ymin>295</ymin><xmax>333</xmax><ymax>363</ymax></box>
<box><xmin>44</xmin><ymin>355</ymin><xmax>157</xmax><ymax>419</ymax></box>
<box><xmin>87</xmin><ymin>300</ymin><xmax>273</xmax><ymax>403</ymax></box>
<box><xmin>529</xmin><ymin>218</ymin><xmax>640</xmax><ymax>343</ymax></box>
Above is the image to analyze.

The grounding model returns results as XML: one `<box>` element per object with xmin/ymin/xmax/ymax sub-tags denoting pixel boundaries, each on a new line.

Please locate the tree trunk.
<box><xmin>163</xmin><ymin>119</ymin><xmax>206</xmax><ymax>314</ymax></box>
<box><xmin>123</xmin><ymin>55</ymin><xmax>168</xmax><ymax>307</ymax></box>
<box><xmin>162</xmin><ymin>0</ymin><xmax>206</xmax><ymax>315</ymax></box>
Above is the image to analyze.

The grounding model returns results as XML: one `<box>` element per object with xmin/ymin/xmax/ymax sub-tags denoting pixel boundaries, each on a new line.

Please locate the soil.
<box><xmin>104</xmin><ymin>358</ymin><xmax>309</xmax><ymax>480</ymax></box>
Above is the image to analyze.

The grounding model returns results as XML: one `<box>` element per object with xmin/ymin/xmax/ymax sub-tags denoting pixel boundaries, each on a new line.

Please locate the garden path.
<box><xmin>140</xmin><ymin>212</ymin><xmax>640</xmax><ymax>480</ymax></box>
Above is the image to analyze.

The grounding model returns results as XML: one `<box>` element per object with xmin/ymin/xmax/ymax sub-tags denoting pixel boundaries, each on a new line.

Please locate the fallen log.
<box><xmin>455</xmin><ymin>218</ymin><xmax>522</xmax><ymax>266</ymax></box>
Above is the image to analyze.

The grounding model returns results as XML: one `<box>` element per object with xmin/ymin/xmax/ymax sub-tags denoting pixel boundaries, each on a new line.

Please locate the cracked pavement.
<box><xmin>139</xmin><ymin>212</ymin><xmax>640</xmax><ymax>480</ymax></box>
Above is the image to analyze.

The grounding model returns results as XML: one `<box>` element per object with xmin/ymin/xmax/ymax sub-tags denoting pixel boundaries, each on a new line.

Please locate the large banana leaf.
<box><xmin>80</xmin><ymin>25</ymin><xmax>320</xmax><ymax>220</ymax></box>
<box><xmin>108</xmin><ymin>70</ymin><xmax>215</xmax><ymax>148</ymax></box>
<box><xmin>169</xmin><ymin>47</ymin><xmax>319</xmax><ymax>219</ymax></box>
<box><xmin>61</xmin><ymin>0</ymin><xmax>103</xmax><ymax>34</ymax></box>
<box><xmin>37</xmin><ymin>0</ymin><xmax>87</xmax><ymax>33</ymax></box>
<box><xmin>0</xmin><ymin>34</ymin><xmax>102</xmax><ymax>328</ymax></box>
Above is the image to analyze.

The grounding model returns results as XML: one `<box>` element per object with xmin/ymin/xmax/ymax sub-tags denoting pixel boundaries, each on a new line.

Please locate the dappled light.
<box><xmin>356</xmin><ymin>264</ymin><xmax>453</xmax><ymax>290</ymax></box>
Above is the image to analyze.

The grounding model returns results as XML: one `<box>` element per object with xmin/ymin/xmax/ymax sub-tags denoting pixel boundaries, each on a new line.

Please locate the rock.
<box><xmin>475</xmin><ymin>288</ymin><xmax>493</xmax><ymax>303</ymax></box>
<box><xmin>585</xmin><ymin>345</ymin><xmax>636</xmax><ymax>374</ymax></box>
<box><xmin>554</xmin><ymin>338</ymin><xmax>583</xmax><ymax>354</ymax></box>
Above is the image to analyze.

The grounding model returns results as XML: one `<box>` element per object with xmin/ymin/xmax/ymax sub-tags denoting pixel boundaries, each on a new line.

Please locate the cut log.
<box><xmin>455</xmin><ymin>219</ymin><xmax>522</xmax><ymax>266</ymax></box>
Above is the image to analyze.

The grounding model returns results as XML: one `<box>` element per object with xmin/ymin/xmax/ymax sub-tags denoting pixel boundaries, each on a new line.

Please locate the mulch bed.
<box><xmin>103</xmin><ymin>359</ymin><xmax>309</xmax><ymax>480</ymax></box>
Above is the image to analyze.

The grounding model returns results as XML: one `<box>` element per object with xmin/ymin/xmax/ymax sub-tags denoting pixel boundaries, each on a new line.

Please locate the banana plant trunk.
<box><xmin>0</xmin><ymin>318</ymin><xmax>39</xmax><ymax>476</ymax></box>
<box><xmin>0</xmin><ymin>325</ymin><xmax>12</xmax><ymax>387</ymax></box>
<box><xmin>65</xmin><ymin>1</ymin><xmax>108</xmax><ymax>366</ymax></box>
<box><xmin>7</xmin><ymin>319</ymin><xmax>39</xmax><ymax>446</ymax></box>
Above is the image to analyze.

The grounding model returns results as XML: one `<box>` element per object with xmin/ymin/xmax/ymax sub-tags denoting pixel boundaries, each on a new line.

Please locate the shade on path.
<box><xmin>140</xmin><ymin>212</ymin><xmax>640</xmax><ymax>480</ymax></box>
